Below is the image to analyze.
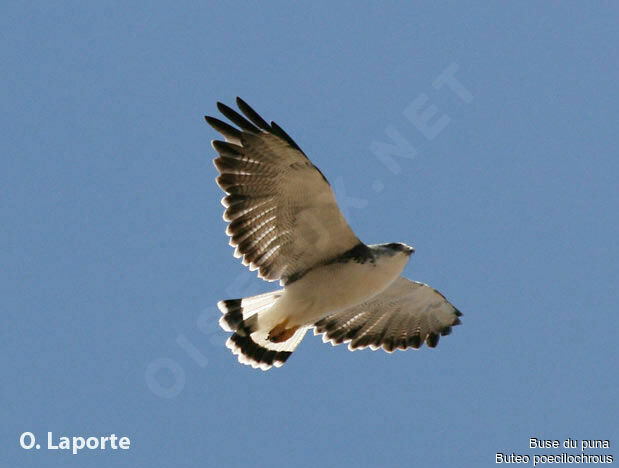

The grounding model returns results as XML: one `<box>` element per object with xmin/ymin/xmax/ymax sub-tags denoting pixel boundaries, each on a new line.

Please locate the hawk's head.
<box><xmin>384</xmin><ymin>242</ymin><xmax>415</xmax><ymax>256</ymax></box>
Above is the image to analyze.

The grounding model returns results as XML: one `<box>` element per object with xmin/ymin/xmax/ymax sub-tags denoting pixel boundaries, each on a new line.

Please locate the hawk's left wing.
<box><xmin>314</xmin><ymin>277</ymin><xmax>462</xmax><ymax>352</ymax></box>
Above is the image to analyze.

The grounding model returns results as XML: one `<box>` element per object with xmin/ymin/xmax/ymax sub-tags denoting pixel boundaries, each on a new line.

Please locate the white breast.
<box><xmin>263</xmin><ymin>251</ymin><xmax>410</xmax><ymax>328</ymax></box>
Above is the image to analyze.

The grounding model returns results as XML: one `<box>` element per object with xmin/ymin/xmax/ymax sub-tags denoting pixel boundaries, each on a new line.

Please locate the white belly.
<box><xmin>260</xmin><ymin>254</ymin><xmax>409</xmax><ymax>329</ymax></box>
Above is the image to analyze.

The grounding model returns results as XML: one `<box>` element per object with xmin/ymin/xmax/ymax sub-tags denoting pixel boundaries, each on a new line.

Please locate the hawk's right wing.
<box><xmin>314</xmin><ymin>277</ymin><xmax>462</xmax><ymax>352</ymax></box>
<box><xmin>205</xmin><ymin>98</ymin><xmax>360</xmax><ymax>284</ymax></box>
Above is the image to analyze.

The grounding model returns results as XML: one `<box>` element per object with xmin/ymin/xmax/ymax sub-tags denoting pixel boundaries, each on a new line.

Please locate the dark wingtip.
<box><xmin>236</xmin><ymin>97</ymin><xmax>271</xmax><ymax>130</ymax></box>
<box><xmin>217</xmin><ymin>100</ymin><xmax>260</xmax><ymax>133</ymax></box>
<box><xmin>426</xmin><ymin>332</ymin><xmax>440</xmax><ymax>348</ymax></box>
<box><xmin>408</xmin><ymin>335</ymin><xmax>422</xmax><ymax>349</ymax></box>
<box><xmin>216</xmin><ymin>101</ymin><xmax>233</xmax><ymax>116</ymax></box>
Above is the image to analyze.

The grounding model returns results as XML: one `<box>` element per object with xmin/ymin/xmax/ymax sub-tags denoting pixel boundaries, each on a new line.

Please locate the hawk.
<box><xmin>205</xmin><ymin>98</ymin><xmax>462</xmax><ymax>370</ymax></box>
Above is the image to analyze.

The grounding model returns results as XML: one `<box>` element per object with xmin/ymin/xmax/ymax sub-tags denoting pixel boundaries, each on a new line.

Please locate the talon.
<box><xmin>268</xmin><ymin>320</ymin><xmax>300</xmax><ymax>343</ymax></box>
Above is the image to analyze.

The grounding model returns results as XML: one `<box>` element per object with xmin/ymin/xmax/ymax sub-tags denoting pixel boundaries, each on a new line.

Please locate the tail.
<box><xmin>217</xmin><ymin>290</ymin><xmax>308</xmax><ymax>371</ymax></box>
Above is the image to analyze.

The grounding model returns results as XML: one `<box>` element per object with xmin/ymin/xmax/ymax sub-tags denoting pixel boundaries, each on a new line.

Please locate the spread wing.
<box><xmin>205</xmin><ymin>97</ymin><xmax>360</xmax><ymax>283</ymax></box>
<box><xmin>314</xmin><ymin>277</ymin><xmax>462</xmax><ymax>352</ymax></box>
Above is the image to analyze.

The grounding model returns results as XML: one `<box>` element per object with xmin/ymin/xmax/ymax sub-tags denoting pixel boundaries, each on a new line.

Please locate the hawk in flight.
<box><xmin>205</xmin><ymin>98</ymin><xmax>462</xmax><ymax>370</ymax></box>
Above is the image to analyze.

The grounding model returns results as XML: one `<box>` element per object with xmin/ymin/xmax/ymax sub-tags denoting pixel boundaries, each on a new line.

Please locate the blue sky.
<box><xmin>2</xmin><ymin>2</ymin><xmax>617</xmax><ymax>467</ymax></box>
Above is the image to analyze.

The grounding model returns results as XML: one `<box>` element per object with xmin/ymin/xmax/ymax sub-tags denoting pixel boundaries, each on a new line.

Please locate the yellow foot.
<box><xmin>268</xmin><ymin>321</ymin><xmax>300</xmax><ymax>343</ymax></box>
